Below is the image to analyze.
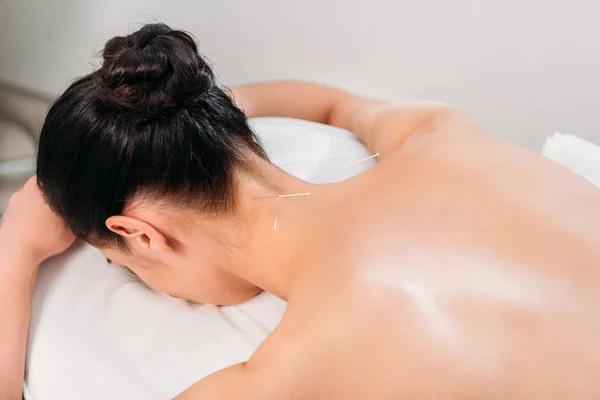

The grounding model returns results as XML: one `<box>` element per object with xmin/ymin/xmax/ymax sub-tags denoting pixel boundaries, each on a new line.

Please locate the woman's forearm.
<box><xmin>0</xmin><ymin>237</ymin><xmax>38</xmax><ymax>400</ymax></box>
<box><xmin>231</xmin><ymin>81</ymin><xmax>352</xmax><ymax>124</ymax></box>
<box><xmin>231</xmin><ymin>80</ymin><xmax>388</xmax><ymax>154</ymax></box>
<box><xmin>0</xmin><ymin>178</ymin><xmax>75</xmax><ymax>400</ymax></box>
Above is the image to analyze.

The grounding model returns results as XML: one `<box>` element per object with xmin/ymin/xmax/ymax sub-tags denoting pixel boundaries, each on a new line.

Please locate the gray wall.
<box><xmin>1</xmin><ymin>0</ymin><xmax>599</xmax><ymax>149</ymax></box>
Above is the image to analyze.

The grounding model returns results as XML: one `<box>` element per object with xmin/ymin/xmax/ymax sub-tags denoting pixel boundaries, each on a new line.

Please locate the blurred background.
<box><xmin>1</xmin><ymin>0</ymin><xmax>599</xmax><ymax>211</ymax></box>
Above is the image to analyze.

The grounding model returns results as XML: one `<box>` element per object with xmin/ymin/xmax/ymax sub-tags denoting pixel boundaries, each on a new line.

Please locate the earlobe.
<box><xmin>105</xmin><ymin>215</ymin><xmax>172</xmax><ymax>253</ymax></box>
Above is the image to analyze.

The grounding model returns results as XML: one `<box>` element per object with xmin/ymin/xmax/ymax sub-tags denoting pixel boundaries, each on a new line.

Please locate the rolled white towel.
<box><xmin>542</xmin><ymin>133</ymin><xmax>600</xmax><ymax>189</ymax></box>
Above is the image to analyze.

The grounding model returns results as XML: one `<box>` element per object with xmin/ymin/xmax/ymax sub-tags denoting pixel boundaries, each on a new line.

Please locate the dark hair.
<box><xmin>37</xmin><ymin>23</ymin><xmax>266</xmax><ymax>250</ymax></box>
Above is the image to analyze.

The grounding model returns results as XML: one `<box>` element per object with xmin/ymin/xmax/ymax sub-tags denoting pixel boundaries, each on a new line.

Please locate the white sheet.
<box><xmin>25</xmin><ymin>117</ymin><xmax>375</xmax><ymax>400</ymax></box>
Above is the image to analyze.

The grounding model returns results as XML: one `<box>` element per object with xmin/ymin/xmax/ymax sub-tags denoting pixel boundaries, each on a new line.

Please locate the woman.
<box><xmin>2</xmin><ymin>23</ymin><xmax>599</xmax><ymax>399</ymax></box>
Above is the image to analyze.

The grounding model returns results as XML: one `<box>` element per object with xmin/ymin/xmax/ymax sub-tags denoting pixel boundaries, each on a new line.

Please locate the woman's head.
<box><xmin>37</xmin><ymin>23</ymin><xmax>267</xmax><ymax>304</ymax></box>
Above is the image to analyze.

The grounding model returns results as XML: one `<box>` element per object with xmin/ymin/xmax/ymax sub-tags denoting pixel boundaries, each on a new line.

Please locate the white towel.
<box><xmin>542</xmin><ymin>133</ymin><xmax>600</xmax><ymax>189</ymax></box>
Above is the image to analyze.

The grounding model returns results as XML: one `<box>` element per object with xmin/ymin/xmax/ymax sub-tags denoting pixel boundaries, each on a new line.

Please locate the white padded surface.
<box><xmin>25</xmin><ymin>118</ymin><xmax>375</xmax><ymax>400</ymax></box>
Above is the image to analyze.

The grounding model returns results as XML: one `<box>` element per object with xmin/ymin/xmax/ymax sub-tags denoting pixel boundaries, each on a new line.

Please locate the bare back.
<box><xmin>273</xmin><ymin>130</ymin><xmax>600</xmax><ymax>399</ymax></box>
<box><xmin>177</xmin><ymin>92</ymin><xmax>600</xmax><ymax>400</ymax></box>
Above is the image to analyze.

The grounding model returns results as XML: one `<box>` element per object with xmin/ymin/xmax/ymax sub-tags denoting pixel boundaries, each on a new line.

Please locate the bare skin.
<box><xmin>2</xmin><ymin>81</ymin><xmax>599</xmax><ymax>399</ymax></box>
<box><xmin>176</xmin><ymin>83</ymin><xmax>600</xmax><ymax>399</ymax></box>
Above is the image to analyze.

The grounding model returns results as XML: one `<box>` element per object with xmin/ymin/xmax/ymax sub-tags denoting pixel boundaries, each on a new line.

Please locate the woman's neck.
<box><xmin>226</xmin><ymin>158</ymin><xmax>335</xmax><ymax>300</ymax></box>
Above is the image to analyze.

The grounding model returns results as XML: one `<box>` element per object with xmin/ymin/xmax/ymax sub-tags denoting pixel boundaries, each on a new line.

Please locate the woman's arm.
<box><xmin>232</xmin><ymin>81</ymin><xmax>347</xmax><ymax>125</ymax></box>
<box><xmin>232</xmin><ymin>81</ymin><xmax>468</xmax><ymax>159</ymax></box>
<box><xmin>0</xmin><ymin>247</ymin><xmax>37</xmax><ymax>400</ymax></box>
<box><xmin>0</xmin><ymin>178</ymin><xmax>75</xmax><ymax>400</ymax></box>
<box><xmin>175</xmin><ymin>327</ymin><xmax>319</xmax><ymax>400</ymax></box>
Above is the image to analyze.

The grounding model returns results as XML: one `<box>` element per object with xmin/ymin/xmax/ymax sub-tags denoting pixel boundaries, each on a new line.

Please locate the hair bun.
<box><xmin>99</xmin><ymin>23</ymin><xmax>213</xmax><ymax>117</ymax></box>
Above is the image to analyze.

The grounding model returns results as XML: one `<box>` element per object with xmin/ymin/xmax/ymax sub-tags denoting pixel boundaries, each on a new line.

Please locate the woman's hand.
<box><xmin>1</xmin><ymin>176</ymin><xmax>75</xmax><ymax>268</ymax></box>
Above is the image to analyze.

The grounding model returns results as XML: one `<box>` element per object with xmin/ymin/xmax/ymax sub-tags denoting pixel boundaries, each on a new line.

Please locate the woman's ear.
<box><xmin>105</xmin><ymin>215</ymin><xmax>172</xmax><ymax>253</ymax></box>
